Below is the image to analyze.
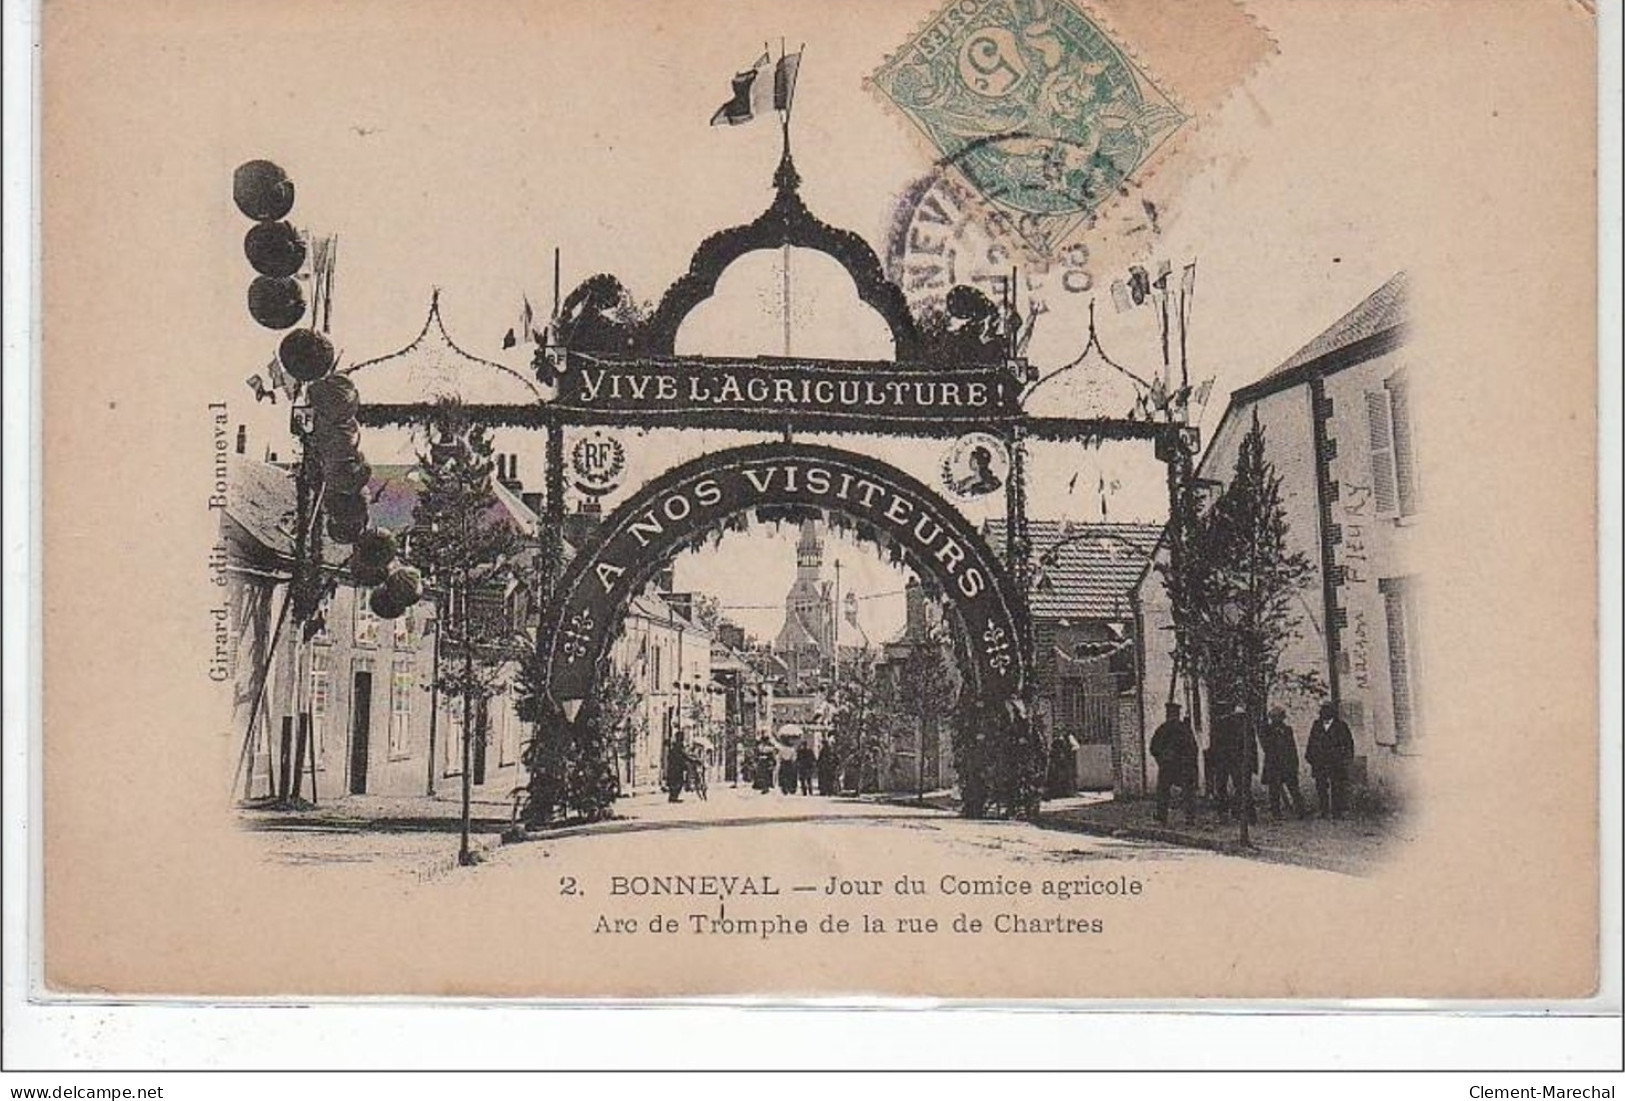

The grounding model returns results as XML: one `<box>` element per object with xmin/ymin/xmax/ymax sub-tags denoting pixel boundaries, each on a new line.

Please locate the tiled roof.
<box><xmin>223</xmin><ymin>456</ymin><xmax>349</xmax><ymax>567</ymax></box>
<box><xmin>982</xmin><ymin>519</ymin><xmax>1162</xmax><ymax>621</ymax></box>
<box><xmin>1266</xmin><ymin>272</ymin><xmax>1409</xmax><ymax>379</ymax></box>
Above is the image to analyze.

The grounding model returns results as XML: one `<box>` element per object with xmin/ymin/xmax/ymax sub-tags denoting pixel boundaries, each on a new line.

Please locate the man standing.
<box><xmin>665</xmin><ymin>737</ymin><xmax>688</xmax><ymax>804</ymax></box>
<box><xmin>1212</xmin><ymin>704</ymin><xmax>1258</xmax><ymax>823</ymax></box>
<box><xmin>1260</xmin><ymin>707</ymin><xmax>1310</xmax><ymax>819</ymax></box>
<box><xmin>796</xmin><ymin>740</ymin><xmax>817</xmax><ymax>795</ymax></box>
<box><xmin>753</xmin><ymin>735</ymin><xmax>776</xmax><ymax>792</ymax></box>
<box><xmin>1305</xmin><ymin>700</ymin><xmax>1355</xmax><ymax>818</ymax></box>
<box><xmin>1149</xmin><ymin>702</ymin><xmax>1200</xmax><ymax>825</ymax></box>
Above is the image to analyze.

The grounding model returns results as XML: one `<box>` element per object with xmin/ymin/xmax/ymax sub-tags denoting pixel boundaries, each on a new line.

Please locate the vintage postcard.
<box><xmin>38</xmin><ymin>0</ymin><xmax>1599</xmax><ymax>999</ymax></box>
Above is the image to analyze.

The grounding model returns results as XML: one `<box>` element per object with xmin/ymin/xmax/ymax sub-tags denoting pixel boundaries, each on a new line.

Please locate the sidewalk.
<box><xmin>239</xmin><ymin>791</ymin><xmax>518</xmax><ymax>840</ymax></box>
<box><xmin>875</xmin><ymin>789</ymin><xmax>1402</xmax><ymax>876</ymax></box>
<box><xmin>1036</xmin><ymin>794</ymin><xmax>1404</xmax><ymax>876</ymax></box>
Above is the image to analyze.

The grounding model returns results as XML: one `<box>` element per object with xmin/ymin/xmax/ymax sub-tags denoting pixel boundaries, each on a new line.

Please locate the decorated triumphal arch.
<box><xmin>357</xmin><ymin>142</ymin><xmax>1197</xmax><ymax>820</ymax></box>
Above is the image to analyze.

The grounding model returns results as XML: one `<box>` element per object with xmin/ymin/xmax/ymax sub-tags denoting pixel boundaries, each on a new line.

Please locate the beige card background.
<box><xmin>40</xmin><ymin>0</ymin><xmax>1598</xmax><ymax>998</ymax></box>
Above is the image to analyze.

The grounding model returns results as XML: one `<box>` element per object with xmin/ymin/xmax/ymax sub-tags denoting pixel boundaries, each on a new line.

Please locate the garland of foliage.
<box><xmin>513</xmin><ymin>668</ymin><xmax>618</xmax><ymax>827</ymax></box>
<box><xmin>951</xmin><ymin>694</ymin><xmax>1044</xmax><ymax>820</ymax></box>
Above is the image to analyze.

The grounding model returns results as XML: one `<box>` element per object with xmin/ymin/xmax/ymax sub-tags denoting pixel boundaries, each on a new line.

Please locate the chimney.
<box><xmin>665</xmin><ymin>591</ymin><xmax>696</xmax><ymax>623</ymax></box>
<box><xmin>235</xmin><ymin>424</ymin><xmax>248</xmax><ymax>456</ymax></box>
<box><xmin>498</xmin><ymin>453</ymin><xmax>523</xmax><ymax>495</ymax></box>
<box><xmin>562</xmin><ymin>502</ymin><xmax>603</xmax><ymax>549</ymax></box>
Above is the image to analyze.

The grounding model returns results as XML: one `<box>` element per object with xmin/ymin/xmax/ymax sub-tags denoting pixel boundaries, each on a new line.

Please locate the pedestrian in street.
<box><xmin>796</xmin><ymin>740</ymin><xmax>817</xmax><ymax>795</ymax></box>
<box><xmin>777</xmin><ymin>742</ymin><xmax>798</xmax><ymax>795</ymax></box>
<box><xmin>1212</xmin><ymin>704</ymin><xmax>1258</xmax><ymax>823</ymax></box>
<box><xmin>1149</xmin><ymin>701</ymin><xmax>1200</xmax><ymax>825</ymax></box>
<box><xmin>1260</xmin><ymin>706</ymin><xmax>1309</xmax><ymax>820</ymax></box>
<box><xmin>753</xmin><ymin>736</ymin><xmax>775</xmax><ymax>793</ymax></box>
<box><xmin>816</xmin><ymin>741</ymin><xmax>837</xmax><ymax>796</ymax></box>
<box><xmin>1305</xmin><ymin>699</ymin><xmax>1355</xmax><ymax>818</ymax></box>
<box><xmin>664</xmin><ymin>738</ymin><xmax>687</xmax><ymax>804</ymax></box>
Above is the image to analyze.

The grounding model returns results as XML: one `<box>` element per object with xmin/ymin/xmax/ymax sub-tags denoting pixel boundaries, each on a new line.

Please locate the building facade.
<box><xmin>1134</xmin><ymin>273</ymin><xmax>1418</xmax><ymax>800</ymax></box>
<box><xmin>225</xmin><ymin>458</ymin><xmax>536</xmax><ymax>807</ymax></box>
<box><xmin>984</xmin><ymin>519</ymin><xmax>1161</xmax><ymax>793</ymax></box>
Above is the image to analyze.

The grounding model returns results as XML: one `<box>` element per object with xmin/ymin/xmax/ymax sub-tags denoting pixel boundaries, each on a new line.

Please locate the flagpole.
<box><xmin>779</xmin><ymin>38</ymin><xmax>792</xmax><ymax>356</ymax></box>
<box><xmin>1178</xmin><ymin>261</ymin><xmax>1193</xmax><ymax>401</ymax></box>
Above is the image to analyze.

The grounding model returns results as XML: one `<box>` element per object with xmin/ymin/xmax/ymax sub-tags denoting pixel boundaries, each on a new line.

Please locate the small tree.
<box><xmin>597</xmin><ymin>665</ymin><xmax>645</xmax><ymax>788</ymax></box>
<box><xmin>831</xmin><ymin>648</ymin><xmax>889</xmax><ymax>794</ymax></box>
<box><xmin>895</xmin><ymin>624</ymin><xmax>955</xmax><ymax>800</ymax></box>
<box><xmin>405</xmin><ymin>398</ymin><xmax>519</xmax><ymax>866</ymax></box>
<box><xmin>1173</xmin><ymin>413</ymin><xmax>1317</xmax><ymax>844</ymax></box>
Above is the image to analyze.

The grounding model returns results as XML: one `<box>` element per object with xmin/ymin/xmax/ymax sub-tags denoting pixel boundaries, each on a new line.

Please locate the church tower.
<box><xmin>774</xmin><ymin>518</ymin><xmax>836</xmax><ymax>689</ymax></box>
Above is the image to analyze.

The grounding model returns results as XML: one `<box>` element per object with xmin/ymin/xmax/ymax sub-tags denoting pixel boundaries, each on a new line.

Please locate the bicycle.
<box><xmin>685</xmin><ymin>753</ymin><xmax>709</xmax><ymax>801</ymax></box>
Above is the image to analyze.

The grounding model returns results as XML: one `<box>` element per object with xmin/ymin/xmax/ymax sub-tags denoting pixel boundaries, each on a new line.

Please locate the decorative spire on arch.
<box><xmin>639</xmin><ymin>145</ymin><xmax>923</xmax><ymax>360</ymax></box>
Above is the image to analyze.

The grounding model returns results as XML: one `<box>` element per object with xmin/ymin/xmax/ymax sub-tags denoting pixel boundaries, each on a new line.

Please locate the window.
<box><xmin>392</xmin><ymin>606</ymin><xmax>413</xmax><ymax>649</ymax></box>
<box><xmin>354</xmin><ymin>593</ymin><xmax>380</xmax><ymax>647</ymax></box>
<box><xmin>388</xmin><ymin>660</ymin><xmax>413</xmax><ymax>758</ymax></box>
<box><xmin>443</xmin><ymin>703</ymin><xmax>464</xmax><ymax>777</ymax></box>
<box><xmin>1365</xmin><ymin>391</ymin><xmax>1398</xmax><ymax>515</ymax></box>
<box><xmin>1386</xmin><ymin>370</ymin><xmax>1417</xmax><ymax>516</ymax></box>
<box><xmin>1365</xmin><ymin>369</ymin><xmax>1417</xmax><ymax>518</ymax></box>
<box><xmin>1379</xmin><ymin>576</ymin><xmax>1421</xmax><ymax>746</ymax></box>
<box><xmin>496</xmin><ymin>699</ymin><xmax>516</xmax><ymax>767</ymax></box>
<box><xmin>309</xmin><ymin>649</ymin><xmax>331</xmax><ymax>768</ymax></box>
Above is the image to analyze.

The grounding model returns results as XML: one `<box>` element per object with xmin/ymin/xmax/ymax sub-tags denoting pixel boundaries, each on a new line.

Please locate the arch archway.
<box><xmin>540</xmin><ymin>442</ymin><xmax>1028</xmax><ymax>717</ymax></box>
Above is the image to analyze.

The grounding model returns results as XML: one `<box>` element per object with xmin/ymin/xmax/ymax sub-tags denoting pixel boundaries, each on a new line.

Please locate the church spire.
<box><xmin>795</xmin><ymin>518</ymin><xmax>823</xmax><ymax>573</ymax></box>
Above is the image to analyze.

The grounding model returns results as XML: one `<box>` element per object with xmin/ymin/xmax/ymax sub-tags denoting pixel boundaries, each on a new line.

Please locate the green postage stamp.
<box><xmin>871</xmin><ymin>0</ymin><xmax>1186</xmax><ymax>224</ymax></box>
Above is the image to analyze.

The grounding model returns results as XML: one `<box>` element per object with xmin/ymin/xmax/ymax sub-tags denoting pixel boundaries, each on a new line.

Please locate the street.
<box><xmin>243</xmin><ymin>781</ymin><xmax>1352</xmax><ymax>883</ymax></box>
<box><xmin>231</xmin><ymin>782</ymin><xmax>1372</xmax><ymax>997</ymax></box>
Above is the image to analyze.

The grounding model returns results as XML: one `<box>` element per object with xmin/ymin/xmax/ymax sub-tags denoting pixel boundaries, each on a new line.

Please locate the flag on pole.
<box><xmin>844</xmin><ymin>590</ymin><xmax>858</xmax><ymax>628</ymax></box>
<box><xmin>774</xmin><ymin>49</ymin><xmax>802</xmax><ymax>112</ymax></box>
<box><xmin>1152</xmin><ymin>259</ymin><xmax>1173</xmax><ymax>296</ymax></box>
<box><xmin>710</xmin><ymin>52</ymin><xmax>773</xmax><ymax>126</ymax></box>
<box><xmin>1181</xmin><ymin>261</ymin><xmax>1197</xmax><ymax>301</ymax></box>
<box><xmin>1192</xmin><ymin>376</ymin><xmax>1215</xmax><ymax>409</ymax></box>
<box><xmin>503</xmin><ymin>295</ymin><xmax>537</xmax><ymax>349</ymax></box>
<box><xmin>265</xmin><ymin>353</ymin><xmax>296</xmax><ymax>401</ymax></box>
<box><xmin>1146</xmin><ymin>376</ymin><xmax>1169</xmax><ymax>414</ymax></box>
<box><xmin>1110</xmin><ymin>279</ymin><xmax>1134</xmax><ymax>313</ymax></box>
<box><xmin>1126</xmin><ymin>265</ymin><xmax>1151</xmax><ymax>305</ymax></box>
<box><xmin>245</xmin><ymin>374</ymin><xmax>276</xmax><ymax>404</ymax></box>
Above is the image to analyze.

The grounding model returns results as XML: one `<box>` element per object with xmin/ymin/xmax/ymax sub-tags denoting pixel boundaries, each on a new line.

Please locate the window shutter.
<box><xmin>1379</xmin><ymin>581</ymin><xmax>1414</xmax><ymax>745</ymax></box>
<box><xmin>1365</xmin><ymin>391</ymin><xmax>1397</xmax><ymax>514</ymax></box>
<box><xmin>1386</xmin><ymin>372</ymin><xmax>1417</xmax><ymax>516</ymax></box>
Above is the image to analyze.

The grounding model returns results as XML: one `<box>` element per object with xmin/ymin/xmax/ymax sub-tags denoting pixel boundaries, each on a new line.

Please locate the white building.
<box><xmin>1135</xmin><ymin>273</ymin><xmax>1419</xmax><ymax>802</ymax></box>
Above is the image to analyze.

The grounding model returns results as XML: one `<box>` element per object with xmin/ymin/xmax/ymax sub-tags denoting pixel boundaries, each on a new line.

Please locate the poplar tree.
<box><xmin>1173</xmin><ymin>413</ymin><xmax>1318</xmax><ymax>844</ymax></box>
<box><xmin>405</xmin><ymin>398</ymin><xmax>519</xmax><ymax>866</ymax></box>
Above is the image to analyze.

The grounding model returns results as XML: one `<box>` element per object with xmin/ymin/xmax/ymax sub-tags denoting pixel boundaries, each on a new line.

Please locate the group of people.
<box><xmin>1148</xmin><ymin>699</ymin><xmax>1356</xmax><ymax>827</ymax></box>
<box><xmin>751</xmin><ymin>736</ymin><xmax>840</xmax><ymax>796</ymax></box>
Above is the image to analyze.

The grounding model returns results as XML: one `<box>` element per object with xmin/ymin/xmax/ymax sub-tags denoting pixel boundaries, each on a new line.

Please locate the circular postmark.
<box><xmin>886</xmin><ymin>156</ymin><xmax>1096</xmax><ymax>324</ymax></box>
<box><xmin>940</xmin><ymin>431</ymin><xmax>1010</xmax><ymax>499</ymax></box>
